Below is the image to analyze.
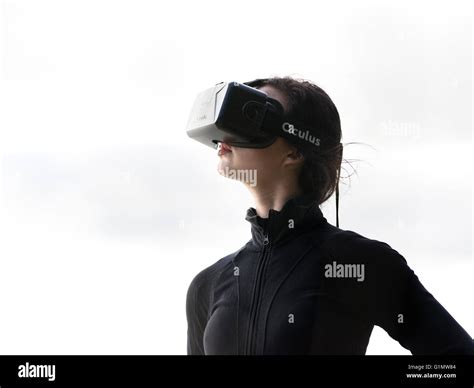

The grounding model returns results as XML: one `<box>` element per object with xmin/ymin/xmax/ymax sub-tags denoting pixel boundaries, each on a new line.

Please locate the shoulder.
<box><xmin>315</xmin><ymin>223</ymin><xmax>409</xmax><ymax>272</ymax></box>
<box><xmin>315</xmin><ymin>225</ymin><xmax>416</xmax><ymax>313</ymax></box>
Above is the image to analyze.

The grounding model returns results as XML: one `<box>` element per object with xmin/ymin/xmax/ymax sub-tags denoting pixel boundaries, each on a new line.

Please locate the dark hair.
<box><xmin>244</xmin><ymin>76</ymin><xmax>344</xmax><ymax>206</ymax></box>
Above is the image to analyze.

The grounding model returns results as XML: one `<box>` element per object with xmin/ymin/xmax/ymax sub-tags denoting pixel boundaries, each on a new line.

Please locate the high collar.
<box><xmin>245</xmin><ymin>193</ymin><xmax>327</xmax><ymax>248</ymax></box>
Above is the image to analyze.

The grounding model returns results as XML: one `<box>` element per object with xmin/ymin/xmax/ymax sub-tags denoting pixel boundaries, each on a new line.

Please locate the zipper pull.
<box><xmin>263</xmin><ymin>234</ymin><xmax>269</xmax><ymax>246</ymax></box>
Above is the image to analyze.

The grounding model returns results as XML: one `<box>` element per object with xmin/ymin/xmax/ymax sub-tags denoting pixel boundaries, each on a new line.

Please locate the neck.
<box><xmin>246</xmin><ymin>182</ymin><xmax>303</xmax><ymax>218</ymax></box>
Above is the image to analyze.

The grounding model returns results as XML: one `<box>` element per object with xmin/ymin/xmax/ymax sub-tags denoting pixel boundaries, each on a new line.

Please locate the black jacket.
<box><xmin>186</xmin><ymin>194</ymin><xmax>473</xmax><ymax>355</ymax></box>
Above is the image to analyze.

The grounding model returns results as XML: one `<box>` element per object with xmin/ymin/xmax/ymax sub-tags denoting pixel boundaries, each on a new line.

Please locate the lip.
<box><xmin>218</xmin><ymin>142</ymin><xmax>232</xmax><ymax>156</ymax></box>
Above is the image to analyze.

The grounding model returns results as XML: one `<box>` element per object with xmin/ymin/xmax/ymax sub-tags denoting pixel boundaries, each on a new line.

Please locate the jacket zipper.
<box><xmin>245</xmin><ymin>229</ymin><xmax>271</xmax><ymax>355</ymax></box>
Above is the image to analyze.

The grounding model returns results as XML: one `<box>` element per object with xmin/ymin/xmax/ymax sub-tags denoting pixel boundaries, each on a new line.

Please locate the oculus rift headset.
<box><xmin>185</xmin><ymin>81</ymin><xmax>341</xmax><ymax>227</ymax></box>
<box><xmin>185</xmin><ymin>81</ymin><xmax>322</xmax><ymax>150</ymax></box>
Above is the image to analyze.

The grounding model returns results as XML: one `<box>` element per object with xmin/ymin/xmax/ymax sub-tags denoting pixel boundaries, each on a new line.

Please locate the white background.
<box><xmin>0</xmin><ymin>0</ymin><xmax>472</xmax><ymax>354</ymax></box>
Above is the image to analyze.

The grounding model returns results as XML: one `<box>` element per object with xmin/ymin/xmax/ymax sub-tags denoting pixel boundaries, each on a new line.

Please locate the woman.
<box><xmin>186</xmin><ymin>76</ymin><xmax>473</xmax><ymax>355</ymax></box>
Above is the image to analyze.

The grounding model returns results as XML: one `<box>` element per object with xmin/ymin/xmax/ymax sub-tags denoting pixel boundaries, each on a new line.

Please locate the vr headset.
<box><xmin>185</xmin><ymin>81</ymin><xmax>323</xmax><ymax>151</ymax></box>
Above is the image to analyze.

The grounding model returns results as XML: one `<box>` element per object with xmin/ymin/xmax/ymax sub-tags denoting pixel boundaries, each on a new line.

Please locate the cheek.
<box><xmin>233</xmin><ymin>149</ymin><xmax>255</xmax><ymax>166</ymax></box>
<box><xmin>234</xmin><ymin>148</ymin><xmax>277</xmax><ymax>172</ymax></box>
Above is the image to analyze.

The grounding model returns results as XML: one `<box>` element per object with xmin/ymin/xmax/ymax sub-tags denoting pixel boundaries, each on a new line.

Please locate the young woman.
<box><xmin>186</xmin><ymin>76</ymin><xmax>473</xmax><ymax>355</ymax></box>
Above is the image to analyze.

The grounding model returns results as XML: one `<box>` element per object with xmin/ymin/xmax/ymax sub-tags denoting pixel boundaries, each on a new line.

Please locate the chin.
<box><xmin>217</xmin><ymin>161</ymin><xmax>230</xmax><ymax>174</ymax></box>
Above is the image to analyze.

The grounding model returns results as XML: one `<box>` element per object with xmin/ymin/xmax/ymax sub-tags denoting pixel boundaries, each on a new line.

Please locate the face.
<box><xmin>217</xmin><ymin>85</ymin><xmax>303</xmax><ymax>189</ymax></box>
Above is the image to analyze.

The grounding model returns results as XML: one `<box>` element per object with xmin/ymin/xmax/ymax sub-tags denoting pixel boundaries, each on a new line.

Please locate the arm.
<box><xmin>186</xmin><ymin>270</ymin><xmax>210</xmax><ymax>355</ymax></box>
<box><xmin>372</xmin><ymin>246</ymin><xmax>474</xmax><ymax>355</ymax></box>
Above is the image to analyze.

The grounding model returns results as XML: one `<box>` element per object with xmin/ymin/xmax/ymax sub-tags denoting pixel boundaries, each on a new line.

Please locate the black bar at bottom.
<box><xmin>0</xmin><ymin>355</ymin><xmax>472</xmax><ymax>387</ymax></box>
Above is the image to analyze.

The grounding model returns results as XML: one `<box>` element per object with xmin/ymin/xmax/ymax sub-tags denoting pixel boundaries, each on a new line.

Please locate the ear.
<box><xmin>283</xmin><ymin>147</ymin><xmax>305</xmax><ymax>169</ymax></box>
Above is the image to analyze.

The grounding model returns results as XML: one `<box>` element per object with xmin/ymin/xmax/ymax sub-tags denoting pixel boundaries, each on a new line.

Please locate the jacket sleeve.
<box><xmin>186</xmin><ymin>270</ymin><xmax>210</xmax><ymax>355</ymax></box>
<box><xmin>371</xmin><ymin>245</ymin><xmax>474</xmax><ymax>355</ymax></box>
